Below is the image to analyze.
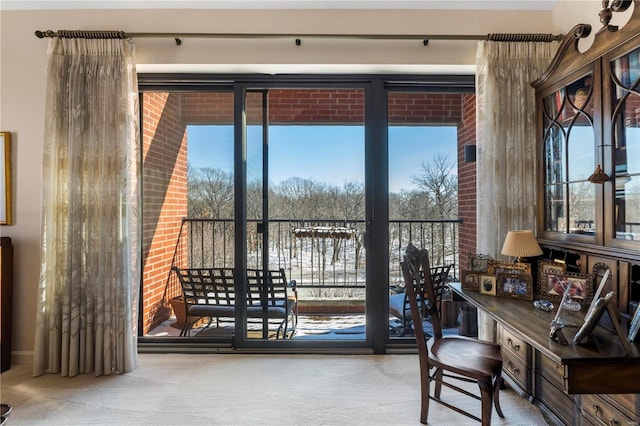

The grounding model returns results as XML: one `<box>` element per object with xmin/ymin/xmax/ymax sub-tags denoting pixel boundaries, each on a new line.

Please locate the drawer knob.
<box><xmin>507</xmin><ymin>361</ymin><xmax>520</xmax><ymax>374</ymax></box>
<box><xmin>507</xmin><ymin>338</ymin><xmax>520</xmax><ymax>351</ymax></box>
<box><xmin>608</xmin><ymin>419</ymin><xmax>620</xmax><ymax>426</ymax></box>
<box><xmin>592</xmin><ymin>404</ymin><xmax>601</xmax><ymax>415</ymax></box>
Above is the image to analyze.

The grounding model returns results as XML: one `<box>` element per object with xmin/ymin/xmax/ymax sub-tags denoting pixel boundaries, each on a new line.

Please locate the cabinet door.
<box><xmin>540</xmin><ymin>72</ymin><xmax>600</xmax><ymax>244</ymax></box>
<box><xmin>604</xmin><ymin>44</ymin><xmax>640</xmax><ymax>251</ymax></box>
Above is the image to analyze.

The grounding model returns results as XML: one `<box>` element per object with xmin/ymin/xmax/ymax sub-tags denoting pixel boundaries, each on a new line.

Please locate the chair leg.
<box><xmin>419</xmin><ymin>366</ymin><xmax>430</xmax><ymax>424</ymax></box>
<box><xmin>180</xmin><ymin>319</ymin><xmax>191</xmax><ymax>337</ymax></box>
<box><xmin>493</xmin><ymin>372</ymin><xmax>504</xmax><ymax>418</ymax></box>
<box><xmin>433</xmin><ymin>368</ymin><xmax>444</xmax><ymax>399</ymax></box>
<box><xmin>478</xmin><ymin>379</ymin><xmax>494</xmax><ymax>426</ymax></box>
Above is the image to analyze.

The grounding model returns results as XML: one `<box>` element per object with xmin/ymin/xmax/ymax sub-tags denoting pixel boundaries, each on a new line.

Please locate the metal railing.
<box><xmin>164</xmin><ymin>217</ymin><xmax>461</xmax><ymax>303</ymax></box>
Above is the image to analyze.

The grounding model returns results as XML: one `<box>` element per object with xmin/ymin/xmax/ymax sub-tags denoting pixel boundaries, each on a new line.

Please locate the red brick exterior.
<box><xmin>457</xmin><ymin>94</ymin><xmax>477</xmax><ymax>271</ymax></box>
<box><xmin>142</xmin><ymin>93</ymin><xmax>188</xmax><ymax>332</ymax></box>
<box><xmin>140</xmin><ymin>89</ymin><xmax>476</xmax><ymax>333</ymax></box>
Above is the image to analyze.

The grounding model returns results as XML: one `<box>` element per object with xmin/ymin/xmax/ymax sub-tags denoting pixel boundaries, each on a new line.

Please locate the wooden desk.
<box><xmin>449</xmin><ymin>283</ymin><xmax>640</xmax><ymax>425</ymax></box>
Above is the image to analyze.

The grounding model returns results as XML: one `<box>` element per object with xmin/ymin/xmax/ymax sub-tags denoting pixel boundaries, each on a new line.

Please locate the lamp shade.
<box><xmin>501</xmin><ymin>230</ymin><xmax>543</xmax><ymax>259</ymax></box>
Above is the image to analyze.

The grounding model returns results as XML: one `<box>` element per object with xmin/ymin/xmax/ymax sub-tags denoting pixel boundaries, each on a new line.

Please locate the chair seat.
<box><xmin>428</xmin><ymin>335</ymin><xmax>502</xmax><ymax>379</ymax></box>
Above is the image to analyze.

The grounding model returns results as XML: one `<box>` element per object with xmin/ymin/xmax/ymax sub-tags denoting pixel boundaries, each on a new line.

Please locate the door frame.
<box><xmin>232</xmin><ymin>82</ymin><xmax>378</xmax><ymax>351</ymax></box>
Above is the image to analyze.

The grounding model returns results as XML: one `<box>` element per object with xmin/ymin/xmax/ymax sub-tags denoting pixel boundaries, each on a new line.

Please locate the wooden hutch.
<box><xmin>528</xmin><ymin>0</ymin><xmax>640</xmax><ymax>424</ymax></box>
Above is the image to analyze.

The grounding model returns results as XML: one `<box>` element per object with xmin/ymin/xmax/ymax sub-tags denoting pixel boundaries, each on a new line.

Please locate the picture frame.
<box><xmin>468</xmin><ymin>254</ymin><xmax>494</xmax><ymax>274</ymax></box>
<box><xmin>496</xmin><ymin>272</ymin><xmax>533</xmax><ymax>300</ymax></box>
<box><xmin>547</xmin><ymin>274</ymin><xmax>587</xmax><ymax>299</ymax></box>
<box><xmin>0</xmin><ymin>132</ymin><xmax>11</xmax><ymax>226</ymax></box>
<box><xmin>479</xmin><ymin>275</ymin><xmax>497</xmax><ymax>296</ymax></box>
<box><xmin>493</xmin><ymin>261</ymin><xmax>531</xmax><ymax>276</ymax></box>
<box><xmin>573</xmin><ymin>292</ymin><xmax>611</xmax><ymax>344</ymax></box>
<box><xmin>461</xmin><ymin>270</ymin><xmax>480</xmax><ymax>291</ymax></box>
<box><xmin>629</xmin><ymin>304</ymin><xmax>640</xmax><ymax>343</ymax></box>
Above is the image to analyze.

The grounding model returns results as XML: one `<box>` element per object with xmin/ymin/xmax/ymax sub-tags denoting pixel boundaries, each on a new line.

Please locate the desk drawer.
<box><xmin>581</xmin><ymin>394</ymin><xmax>635</xmax><ymax>426</ymax></box>
<box><xmin>502</xmin><ymin>349</ymin><xmax>529</xmax><ymax>392</ymax></box>
<box><xmin>535</xmin><ymin>373</ymin><xmax>578</xmax><ymax>426</ymax></box>
<box><xmin>598</xmin><ymin>394</ymin><xmax>640</xmax><ymax>422</ymax></box>
<box><xmin>536</xmin><ymin>351</ymin><xmax>566</xmax><ymax>391</ymax></box>
<box><xmin>497</xmin><ymin>324</ymin><xmax>530</xmax><ymax>365</ymax></box>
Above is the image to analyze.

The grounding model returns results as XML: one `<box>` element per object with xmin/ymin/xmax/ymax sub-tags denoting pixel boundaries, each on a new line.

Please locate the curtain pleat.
<box><xmin>475</xmin><ymin>41</ymin><xmax>559</xmax><ymax>258</ymax></box>
<box><xmin>34</xmin><ymin>38</ymin><xmax>140</xmax><ymax>377</ymax></box>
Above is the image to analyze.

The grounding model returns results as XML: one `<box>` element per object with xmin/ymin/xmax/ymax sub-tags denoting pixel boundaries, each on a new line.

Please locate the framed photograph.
<box><xmin>479</xmin><ymin>275</ymin><xmax>497</xmax><ymax>296</ymax></box>
<box><xmin>536</xmin><ymin>260</ymin><xmax>567</xmax><ymax>297</ymax></box>
<box><xmin>461</xmin><ymin>270</ymin><xmax>480</xmax><ymax>291</ymax></box>
<box><xmin>629</xmin><ymin>304</ymin><xmax>640</xmax><ymax>343</ymax></box>
<box><xmin>493</xmin><ymin>261</ymin><xmax>531</xmax><ymax>276</ymax></box>
<box><xmin>469</xmin><ymin>254</ymin><xmax>494</xmax><ymax>273</ymax></box>
<box><xmin>0</xmin><ymin>132</ymin><xmax>11</xmax><ymax>226</ymax></box>
<box><xmin>547</xmin><ymin>274</ymin><xmax>588</xmax><ymax>300</ymax></box>
<box><xmin>496</xmin><ymin>273</ymin><xmax>533</xmax><ymax>300</ymax></box>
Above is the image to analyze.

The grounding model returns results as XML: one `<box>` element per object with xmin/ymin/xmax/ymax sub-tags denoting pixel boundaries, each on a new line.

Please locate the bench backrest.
<box><xmin>172</xmin><ymin>267</ymin><xmax>235</xmax><ymax>306</ymax></box>
<box><xmin>173</xmin><ymin>267</ymin><xmax>290</xmax><ymax>307</ymax></box>
<box><xmin>246</xmin><ymin>268</ymin><xmax>290</xmax><ymax>306</ymax></box>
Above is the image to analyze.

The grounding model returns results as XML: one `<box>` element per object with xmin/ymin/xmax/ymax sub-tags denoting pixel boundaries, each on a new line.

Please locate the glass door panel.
<box><xmin>611</xmin><ymin>47</ymin><xmax>640</xmax><ymax>242</ymax></box>
<box><xmin>244</xmin><ymin>88</ymin><xmax>367</xmax><ymax>343</ymax></box>
<box><xmin>542</xmin><ymin>74</ymin><xmax>596</xmax><ymax>236</ymax></box>
<box><xmin>387</xmin><ymin>91</ymin><xmax>460</xmax><ymax>340</ymax></box>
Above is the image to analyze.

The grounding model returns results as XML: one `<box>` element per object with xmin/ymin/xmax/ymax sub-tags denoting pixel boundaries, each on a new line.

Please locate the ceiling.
<box><xmin>2</xmin><ymin>0</ymin><xmax>559</xmax><ymax>11</ymax></box>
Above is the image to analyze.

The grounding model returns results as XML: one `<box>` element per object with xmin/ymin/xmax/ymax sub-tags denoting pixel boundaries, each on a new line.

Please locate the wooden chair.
<box><xmin>389</xmin><ymin>263</ymin><xmax>452</xmax><ymax>336</ymax></box>
<box><xmin>402</xmin><ymin>247</ymin><xmax>504</xmax><ymax>425</ymax></box>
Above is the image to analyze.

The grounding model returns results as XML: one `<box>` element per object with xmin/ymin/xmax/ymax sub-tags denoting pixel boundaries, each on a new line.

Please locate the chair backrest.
<box><xmin>430</xmin><ymin>264</ymin><xmax>452</xmax><ymax>313</ymax></box>
<box><xmin>246</xmin><ymin>268</ymin><xmax>289</xmax><ymax>307</ymax></box>
<box><xmin>401</xmin><ymin>247</ymin><xmax>444</xmax><ymax>341</ymax></box>
<box><xmin>172</xmin><ymin>267</ymin><xmax>235</xmax><ymax>306</ymax></box>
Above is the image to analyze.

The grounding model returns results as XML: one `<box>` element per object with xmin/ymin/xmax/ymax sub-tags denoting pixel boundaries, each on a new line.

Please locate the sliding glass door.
<box><xmin>138</xmin><ymin>75</ymin><xmax>473</xmax><ymax>353</ymax></box>
<box><xmin>238</xmin><ymin>86</ymin><xmax>369</xmax><ymax>348</ymax></box>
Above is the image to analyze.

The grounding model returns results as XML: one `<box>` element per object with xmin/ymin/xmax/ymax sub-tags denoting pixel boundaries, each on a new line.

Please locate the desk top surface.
<box><xmin>449</xmin><ymin>282</ymin><xmax>640</xmax><ymax>364</ymax></box>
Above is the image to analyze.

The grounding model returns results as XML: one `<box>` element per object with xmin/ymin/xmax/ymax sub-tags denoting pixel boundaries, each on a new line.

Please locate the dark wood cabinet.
<box><xmin>451</xmin><ymin>283</ymin><xmax>640</xmax><ymax>426</ymax></box>
<box><xmin>531</xmin><ymin>5</ymin><xmax>640</xmax><ymax>419</ymax></box>
<box><xmin>0</xmin><ymin>237</ymin><xmax>13</xmax><ymax>373</ymax></box>
<box><xmin>533</xmin><ymin>1</ymin><xmax>640</xmax><ymax>256</ymax></box>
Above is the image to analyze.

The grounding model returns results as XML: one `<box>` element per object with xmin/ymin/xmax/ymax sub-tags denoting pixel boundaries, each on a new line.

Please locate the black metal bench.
<box><xmin>171</xmin><ymin>267</ymin><xmax>297</xmax><ymax>339</ymax></box>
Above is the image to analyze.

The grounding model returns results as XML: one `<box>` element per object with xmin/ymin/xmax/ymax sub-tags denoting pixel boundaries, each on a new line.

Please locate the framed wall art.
<box><xmin>0</xmin><ymin>132</ymin><xmax>11</xmax><ymax>226</ymax></box>
<box><xmin>496</xmin><ymin>273</ymin><xmax>533</xmax><ymax>300</ymax></box>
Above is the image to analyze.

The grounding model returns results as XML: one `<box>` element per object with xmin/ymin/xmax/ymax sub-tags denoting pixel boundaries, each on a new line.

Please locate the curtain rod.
<box><xmin>34</xmin><ymin>30</ymin><xmax>563</xmax><ymax>46</ymax></box>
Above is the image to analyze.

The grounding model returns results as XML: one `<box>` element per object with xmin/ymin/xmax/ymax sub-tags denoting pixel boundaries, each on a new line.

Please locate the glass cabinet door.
<box><xmin>542</xmin><ymin>74</ymin><xmax>596</xmax><ymax>236</ymax></box>
<box><xmin>610</xmin><ymin>47</ymin><xmax>640</xmax><ymax>244</ymax></box>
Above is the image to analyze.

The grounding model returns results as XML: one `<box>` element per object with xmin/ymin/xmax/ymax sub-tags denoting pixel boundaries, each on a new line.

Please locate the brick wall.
<box><xmin>142</xmin><ymin>93</ymin><xmax>188</xmax><ymax>333</ymax></box>
<box><xmin>179</xmin><ymin>90</ymin><xmax>462</xmax><ymax>124</ymax></box>
<box><xmin>388</xmin><ymin>92</ymin><xmax>463</xmax><ymax>124</ymax></box>
<box><xmin>457</xmin><ymin>94</ymin><xmax>477</xmax><ymax>270</ymax></box>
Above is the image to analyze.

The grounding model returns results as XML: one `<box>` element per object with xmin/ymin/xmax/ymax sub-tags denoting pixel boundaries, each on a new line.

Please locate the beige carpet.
<box><xmin>1</xmin><ymin>354</ymin><xmax>549</xmax><ymax>425</ymax></box>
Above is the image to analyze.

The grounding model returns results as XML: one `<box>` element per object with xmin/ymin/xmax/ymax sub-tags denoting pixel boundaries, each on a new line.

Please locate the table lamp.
<box><xmin>501</xmin><ymin>230</ymin><xmax>543</xmax><ymax>263</ymax></box>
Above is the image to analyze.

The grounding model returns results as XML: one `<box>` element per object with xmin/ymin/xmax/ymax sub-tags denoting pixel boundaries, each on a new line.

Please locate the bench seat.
<box><xmin>172</xmin><ymin>266</ymin><xmax>297</xmax><ymax>339</ymax></box>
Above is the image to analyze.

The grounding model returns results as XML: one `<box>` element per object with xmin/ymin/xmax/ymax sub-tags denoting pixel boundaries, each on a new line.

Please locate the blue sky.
<box><xmin>187</xmin><ymin>125</ymin><xmax>457</xmax><ymax>192</ymax></box>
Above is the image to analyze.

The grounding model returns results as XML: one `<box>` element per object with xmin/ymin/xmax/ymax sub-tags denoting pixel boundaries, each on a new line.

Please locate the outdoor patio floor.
<box><xmin>146</xmin><ymin>314</ymin><xmax>461</xmax><ymax>339</ymax></box>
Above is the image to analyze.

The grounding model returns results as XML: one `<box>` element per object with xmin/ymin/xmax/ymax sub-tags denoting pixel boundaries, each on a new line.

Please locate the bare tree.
<box><xmin>188</xmin><ymin>166</ymin><xmax>234</xmax><ymax>218</ymax></box>
<box><xmin>411</xmin><ymin>153</ymin><xmax>458</xmax><ymax>219</ymax></box>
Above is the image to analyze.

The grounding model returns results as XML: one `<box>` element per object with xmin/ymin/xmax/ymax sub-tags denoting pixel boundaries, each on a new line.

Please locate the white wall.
<box><xmin>0</xmin><ymin>3</ymin><xmax>604</xmax><ymax>365</ymax></box>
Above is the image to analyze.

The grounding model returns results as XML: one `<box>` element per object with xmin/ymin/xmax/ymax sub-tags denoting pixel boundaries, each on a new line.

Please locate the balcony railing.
<box><xmin>163</xmin><ymin>218</ymin><xmax>461</xmax><ymax>304</ymax></box>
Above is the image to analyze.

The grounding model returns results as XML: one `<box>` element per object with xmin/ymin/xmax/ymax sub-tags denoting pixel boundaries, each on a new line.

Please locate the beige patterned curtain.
<box><xmin>33</xmin><ymin>38</ymin><xmax>140</xmax><ymax>377</ymax></box>
<box><xmin>475</xmin><ymin>41</ymin><xmax>559</xmax><ymax>258</ymax></box>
